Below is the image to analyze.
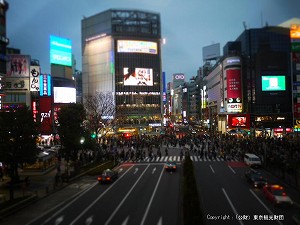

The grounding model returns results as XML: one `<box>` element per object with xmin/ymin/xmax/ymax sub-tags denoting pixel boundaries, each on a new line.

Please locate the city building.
<box><xmin>0</xmin><ymin>1</ymin><xmax>8</xmax><ymax>110</ymax></box>
<box><xmin>202</xmin><ymin>26</ymin><xmax>293</xmax><ymax>137</ymax></box>
<box><xmin>81</xmin><ymin>9</ymin><xmax>162</xmax><ymax>134</ymax></box>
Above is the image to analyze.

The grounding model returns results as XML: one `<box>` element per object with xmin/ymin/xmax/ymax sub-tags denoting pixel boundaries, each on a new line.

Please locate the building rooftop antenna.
<box><xmin>243</xmin><ymin>21</ymin><xmax>247</xmax><ymax>30</ymax></box>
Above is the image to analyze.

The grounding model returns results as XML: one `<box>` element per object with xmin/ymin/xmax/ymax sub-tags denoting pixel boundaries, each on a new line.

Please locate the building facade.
<box><xmin>0</xmin><ymin>1</ymin><xmax>8</xmax><ymax>110</ymax></box>
<box><xmin>202</xmin><ymin>26</ymin><xmax>293</xmax><ymax>137</ymax></box>
<box><xmin>82</xmin><ymin>9</ymin><xmax>162</xmax><ymax>133</ymax></box>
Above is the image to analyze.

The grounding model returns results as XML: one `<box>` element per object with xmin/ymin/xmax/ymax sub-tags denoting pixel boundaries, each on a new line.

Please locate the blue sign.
<box><xmin>50</xmin><ymin>35</ymin><xmax>72</xmax><ymax>66</ymax></box>
<box><xmin>39</xmin><ymin>74</ymin><xmax>51</xmax><ymax>96</ymax></box>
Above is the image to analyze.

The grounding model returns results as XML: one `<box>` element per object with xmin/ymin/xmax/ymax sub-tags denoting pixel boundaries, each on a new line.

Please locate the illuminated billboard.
<box><xmin>50</xmin><ymin>35</ymin><xmax>72</xmax><ymax>66</ymax></box>
<box><xmin>40</xmin><ymin>74</ymin><xmax>52</xmax><ymax>96</ymax></box>
<box><xmin>117</xmin><ymin>40</ymin><xmax>157</xmax><ymax>54</ymax></box>
<box><xmin>39</xmin><ymin>97</ymin><xmax>52</xmax><ymax>135</ymax></box>
<box><xmin>30</xmin><ymin>66</ymin><xmax>40</xmax><ymax>92</ymax></box>
<box><xmin>226</xmin><ymin>69</ymin><xmax>242</xmax><ymax>113</ymax></box>
<box><xmin>231</xmin><ymin>116</ymin><xmax>246</xmax><ymax>127</ymax></box>
<box><xmin>123</xmin><ymin>67</ymin><xmax>153</xmax><ymax>86</ymax></box>
<box><xmin>290</xmin><ymin>24</ymin><xmax>300</xmax><ymax>39</ymax></box>
<box><xmin>54</xmin><ymin>87</ymin><xmax>76</xmax><ymax>103</ymax></box>
<box><xmin>6</xmin><ymin>55</ymin><xmax>30</xmax><ymax>77</ymax></box>
<box><xmin>262</xmin><ymin>76</ymin><xmax>286</xmax><ymax>91</ymax></box>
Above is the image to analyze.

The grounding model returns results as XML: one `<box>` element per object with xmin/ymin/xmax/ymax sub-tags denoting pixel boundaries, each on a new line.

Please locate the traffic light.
<box><xmin>91</xmin><ymin>132</ymin><xmax>96</xmax><ymax>139</ymax></box>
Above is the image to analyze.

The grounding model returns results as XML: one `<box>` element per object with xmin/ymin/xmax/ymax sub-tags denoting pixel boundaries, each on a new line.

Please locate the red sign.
<box><xmin>226</xmin><ymin>69</ymin><xmax>242</xmax><ymax>100</ymax></box>
<box><xmin>228</xmin><ymin>114</ymin><xmax>250</xmax><ymax>129</ymax></box>
<box><xmin>39</xmin><ymin>97</ymin><xmax>52</xmax><ymax>134</ymax></box>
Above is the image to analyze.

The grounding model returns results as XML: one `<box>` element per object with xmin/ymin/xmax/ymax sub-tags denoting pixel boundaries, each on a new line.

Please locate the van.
<box><xmin>244</xmin><ymin>153</ymin><xmax>262</xmax><ymax>167</ymax></box>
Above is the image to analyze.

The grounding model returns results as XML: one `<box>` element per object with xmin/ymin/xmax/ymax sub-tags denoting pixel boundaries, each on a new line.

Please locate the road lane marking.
<box><xmin>209</xmin><ymin>165</ymin><xmax>215</xmax><ymax>173</ymax></box>
<box><xmin>249</xmin><ymin>189</ymin><xmax>283</xmax><ymax>225</ymax></box>
<box><xmin>228</xmin><ymin>165</ymin><xmax>236</xmax><ymax>174</ymax></box>
<box><xmin>157</xmin><ymin>216</ymin><xmax>162</xmax><ymax>225</ymax></box>
<box><xmin>134</xmin><ymin>167</ymin><xmax>139</xmax><ymax>174</ymax></box>
<box><xmin>222</xmin><ymin>188</ymin><xmax>244</xmax><ymax>225</ymax></box>
<box><xmin>55</xmin><ymin>215</ymin><xmax>64</xmax><ymax>225</ymax></box>
<box><xmin>69</xmin><ymin>165</ymin><xmax>134</xmax><ymax>225</ymax></box>
<box><xmin>104</xmin><ymin>164</ymin><xmax>150</xmax><ymax>225</ymax></box>
<box><xmin>85</xmin><ymin>215</ymin><xmax>93</xmax><ymax>225</ymax></box>
<box><xmin>121</xmin><ymin>216</ymin><xmax>129</xmax><ymax>225</ymax></box>
<box><xmin>152</xmin><ymin>167</ymin><xmax>157</xmax><ymax>174</ymax></box>
<box><xmin>34</xmin><ymin>181</ymin><xmax>98</xmax><ymax>225</ymax></box>
<box><xmin>140</xmin><ymin>167</ymin><xmax>164</xmax><ymax>225</ymax></box>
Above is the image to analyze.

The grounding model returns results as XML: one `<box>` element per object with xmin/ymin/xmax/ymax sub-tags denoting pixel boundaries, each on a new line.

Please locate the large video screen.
<box><xmin>50</xmin><ymin>35</ymin><xmax>72</xmax><ymax>66</ymax></box>
<box><xmin>118</xmin><ymin>40</ymin><xmax>157</xmax><ymax>54</ymax></box>
<box><xmin>53</xmin><ymin>87</ymin><xmax>76</xmax><ymax>103</ymax></box>
<box><xmin>262</xmin><ymin>75</ymin><xmax>286</xmax><ymax>91</ymax></box>
<box><xmin>231</xmin><ymin>116</ymin><xmax>246</xmax><ymax>127</ymax></box>
<box><xmin>123</xmin><ymin>68</ymin><xmax>153</xmax><ymax>86</ymax></box>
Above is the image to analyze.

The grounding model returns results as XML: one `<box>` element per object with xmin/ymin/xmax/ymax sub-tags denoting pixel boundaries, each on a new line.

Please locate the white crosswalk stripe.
<box><xmin>121</xmin><ymin>156</ymin><xmax>241</xmax><ymax>163</ymax></box>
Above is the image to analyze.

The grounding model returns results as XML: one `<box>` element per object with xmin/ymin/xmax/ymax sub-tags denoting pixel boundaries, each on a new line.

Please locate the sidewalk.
<box><xmin>0</xmin><ymin>166</ymin><xmax>56</xmax><ymax>203</ymax></box>
<box><xmin>0</xmin><ymin>159</ymin><xmax>68</xmax><ymax>217</ymax></box>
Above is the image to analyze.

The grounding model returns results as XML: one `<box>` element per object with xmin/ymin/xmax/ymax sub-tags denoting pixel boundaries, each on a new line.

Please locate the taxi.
<box><xmin>262</xmin><ymin>184</ymin><xmax>293</xmax><ymax>207</ymax></box>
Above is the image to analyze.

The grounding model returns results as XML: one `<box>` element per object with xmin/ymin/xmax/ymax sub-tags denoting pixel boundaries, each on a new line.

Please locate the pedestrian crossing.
<box><xmin>121</xmin><ymin>155</ymin><xmax>241</xmax><ymax>163</ymax></box>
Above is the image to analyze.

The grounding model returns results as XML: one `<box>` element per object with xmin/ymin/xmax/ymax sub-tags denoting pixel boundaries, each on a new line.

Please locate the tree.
<box><xmin>84</xmin><ymin>92</ymin><xmax>115</xmax><ymax>138</ymax></box>
<box><xmin>0</xmin><ymin>107</ymin><xmax>38</xmax><ymax>199</ymax></box>
<box><xmin>57</xmin><ymin>103</ymin><xmax>86</xmax><ymax>161</ymax></box>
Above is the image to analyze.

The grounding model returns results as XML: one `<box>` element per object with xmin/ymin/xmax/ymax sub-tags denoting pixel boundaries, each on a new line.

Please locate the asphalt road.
<box><xmin>194</xmin><ymin>159</ymin><xmax>300</xmax><ymax>225</ymax></box>
<box><xmin>1</xmin><ymin>162</ymin><xmax>181</xmax><ymax>225</ymax></box>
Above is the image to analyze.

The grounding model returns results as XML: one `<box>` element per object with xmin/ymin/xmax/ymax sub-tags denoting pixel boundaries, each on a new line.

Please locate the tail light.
<box><xmin>98</xmin><ymin>177</ymin><xmax>102</xmax><ymax>181</ymax></box>
<box><xmin>106</xmin><ymin>177</ymin><xmax>111</xmax><ymax>181</ymax></box>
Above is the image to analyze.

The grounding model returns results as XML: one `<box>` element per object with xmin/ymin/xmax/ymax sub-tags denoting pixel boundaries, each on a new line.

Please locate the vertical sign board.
<box><xmin>162</xmin><ymin>72</ymin><xmax>166</xmax><ymax>103</ymax></box>
<box><xmin>226</xmin><ymin>69</ymin><xmax>242</xmax><ymax>113</ymax></box>
<box><xmin>39</xmin><ymin>74</ymin><xmax>52</xmax><ymax>96</ymax></box>
<box><xmin>39</xmin><ymin>97</ymin><xmax>52</xmax><ymax>135</ymax></box>
<box><xmin>30</xmin><ymin>66</ymin><xmax>40</xmax><ymax>92</ymax></box>
<box><xmin>291</xmin><ymin>24</ymin><xmax>300</xmax><ymax>124</ymax></box>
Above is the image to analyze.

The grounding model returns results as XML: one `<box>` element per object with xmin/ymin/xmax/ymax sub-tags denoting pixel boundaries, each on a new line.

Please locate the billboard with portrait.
<box><xmin>50</xmin><ymin>35</ymin><xmax>72</xmax><ymax>66</ymax></box>
<box><xmin>6</xmin><ymin>54</ymin><xmax>30</xmax><ymax>77</ymax></box>
<box><xmin>123</xmin><ymin>67</ymin><xmax>153</xmax><ymax>86</ymax></box>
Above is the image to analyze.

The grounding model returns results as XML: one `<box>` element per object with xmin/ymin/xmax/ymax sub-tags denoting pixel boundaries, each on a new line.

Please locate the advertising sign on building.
<box><xmin>117</xmin><ymin>40</ymin><xmax>157</xmax><ymax>54</ymax></box>
<box><xmin>290</xmin><ymin>24</ymin><xmax>300</xmax><ymax>39</ymax></box>
<box><xmin>226</xmin><ymin>69</ymin><xmax>242</xmax><ymax>113</ymax></box>
<box><xmin>123</xmin><ymin>67</ymin><xmax>153</xmax><ymax>86</ymax></box>
<box><xmin>6</xmin><ymin>54</ymin><xmax>30</xmax><ymax>77</ymax></box>
<box><xmin>39</xmin><ymin>74</ymin><xmax>52</xmax><ymax>96</ymax></box>
<box><xmin>30</xmin><ymin>66</ymin><xmax>40</xmax><ymax>92</ymax></box>
<box><xmin>50</xmin><ymin>35</ymin><xmax>72</xmax><ymax>67</ymax></box>
<box><xmin>39</xmin><ymin>97</ymin><xmax>52</xmax><ymax>135</ymax></box>
<box><xmin>5</xmin><ymin>77</ymin><xmax>29</xmax><ymax>90</ymax></box>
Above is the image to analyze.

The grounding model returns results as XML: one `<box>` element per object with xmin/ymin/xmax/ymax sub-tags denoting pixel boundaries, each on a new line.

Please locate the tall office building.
<box><xmin>82</xmin><ymin>9</ymin><xmax>162</xmax><ymax>132</ymax></box>
<box><xmin>0</xmin><ymin>1</ymin><xmax>8</xmax><ymax>110</ymax></box>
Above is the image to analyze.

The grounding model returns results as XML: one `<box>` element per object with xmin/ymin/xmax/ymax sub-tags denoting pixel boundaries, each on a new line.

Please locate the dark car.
<box><xmin>97</xmin><ymin>169</ymin><xmax>118</xmax><ymax>184</ymax></box>
<box><xmin>164</xmin><ymin>160</ymin><xmax>177</xmax><ymax>172</ymax></box>
<box><xmin>245</xmin><ymin>169</ymin><xmax>267</xmax><ymax>188</ymax></box>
